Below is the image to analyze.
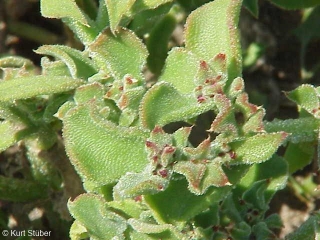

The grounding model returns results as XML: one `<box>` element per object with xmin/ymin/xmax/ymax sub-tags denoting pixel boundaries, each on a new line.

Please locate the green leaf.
<box><xmin>68</xmin><ymin>194</ymin><xmax>127</xmax><ymax>239</ymax></box>
<box><xmin>285</xmin><ymin>142</ymin><xmax>315</xmax><ymax>174</ymax></box>
<box><xmin>35</xmin><ymin>45</ymin><xmax>98</xmax><ymax>79</ymax></box>
<box><xmin>147</xmin><ymin>14</ymin><xmax>176</xmax><ymax>75</ymax></box>
<box><xmin>89</xmin><ymin>27</ymin><xmax>148</xmax><ymax>81</ymax></box>
<box><xmin>63</xmin><ymin>102</ymin><xmax>148</xmax><ymax>186</ymax></box>
<box><xmin>0</xmin><ymin>76</ymin><xmax>84</xmax><ymax>102</ymax></box>
<box><xmin>140</xmin><ymin>82</ymin><xmax>216</xmax><ymax>129</ymax></box>
<box><xmin>0</xmin><ymin>121</ymin><xmax>20</xmax><ymax>152</ymax></box>
<box><xmin>40</xmin><ymin>0</ymin><xmax>89</xmax><ymax>25</ymax></box>
<box><xmin>269</xmin><ymin>0</ymin><xmax>320</xmax><ymax>10</ymax></box>
<box><xmin>286</xmin><ymin>84</ymin><xmax>320</xmax><ymax>116</ymax></box>
<box><xmin>285</xmin><ymin>211</ymin><xmax>320</xmax><ymax>240</ymax></box>
<box><xmin>159</xmin><ymin>48</ymin><xmax>199</xmax><ymax>94</ymax></box>
<box><xmin>132</xmin><ymin>0</ymin><xmax>173</xmax><ymax>11</ymax></box>
<box><xmin>243</xmin><ymin>0</ymin><xmax>259</xmax><ymax>18</ymax></box>
<box><xmin>105</xmin><ymin>0</ymin><xmax>136</xmax><ymax>33</ymax></box>
<box><xmin>0</xmin><ymin>176</ymin><xmax>47</xmax><ymax>202</ymax></box>
<box><xmin>144</xmin><ymin>178</ymin><xmax>230</xmax><ymax>223</ymax></box>
<box><xmin>184</xmin><ymin>0</ymin><xmax>242</xmax><ymax>82</ymax></box>
<box><xmin>264</xmin><ymin>117</ymin><xmax>320</xmax><ymax>143</ymax></box>
<box><xmin>230</xmin><ymin>132</ymin><xmax>288</xmax><ymax>164</ymax></box>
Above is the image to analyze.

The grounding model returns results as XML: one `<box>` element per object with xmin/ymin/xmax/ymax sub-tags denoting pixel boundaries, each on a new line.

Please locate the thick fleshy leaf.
<box><xmin>63</xmin><ymin>103</ymin><xmax>148</xmax><ymax>186</ymax></box>
<box><xmin>132</xmin><ymin>0</ymin><xmax>173</xmax><ymax>11</ymax></box>
<box><xmin>140</xmin><ymin>82</ymin><xmax>216</xmax><ymax>129</ymax></box>
<box><xmin>35</xmin><ymin>45</ymin><xmax>98</xmax><ymax>79</ymax></box>
<box><xmin>269</xmin><ymin>0</ymin><xmax>320</xmax><ymax>10</ymax></box>
<box><xmin>264</xmin><ymin>117</ymin><xmax>320</xmax><ymax>143</ymax></box>
<box><xmin>0</xmin><ymin>76</ymin><xmax>84</xmax><ymax>102</ymax></box>
<box><xmin>105</xmin><ymin>0</ymin><xmax>136</xmax><ymax>33</ymax></box>
<box><xmin>144</xmin><ymin>178</ymin><xmax>231</xmax><ymax>223</ymax></box>
<box><xmin>68</xmin><ymin>194</ymin><xmax>127</xmax><ymax>239</ymax></box>
<box><xmin>89</xmin><ymin>27</ymin><xmax>148</xmax><ymax>80</ymax></box>
<box><xmin>229</xmin><ymin>132</ymin><xmax>288</xmax><ymax>164</ymax></box>
<box><xmin>185</xmin><ymin>0</ymin><xmax>242</xmax><ymax>81</ymax></box>
<box><xmin>286</xmin><ymin>84</ymin><xmax>320</xmax><ymax>117</ymax></box>
<box><xmin>40</xmin><ymin>0</ymin><xmax>89</xmax><ymax>25</ymax></box>
<box><xmin>173</xmin><ymin>161</ymin><xmax>230</xmax><ymax>195</ymax></box>
<box><xmin>159</xmin><ymin>48</ymin><xmax>199</xmax><ymax>94</ymax></box>
<box><xmin>113</xmin><ymin>172</ymin><xmax>169</xmax><ymax>200</ymax></box>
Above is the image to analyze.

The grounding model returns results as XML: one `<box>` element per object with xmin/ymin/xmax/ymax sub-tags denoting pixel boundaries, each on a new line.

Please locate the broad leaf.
<box><xmin>63</xmin><ymin>103</ymin><xmax>148</xmax><ymax>186</ymax></box>
<box><xmin>0</xmin><ymin>76</ymin><xmax>84</xmax><ymax>102</ymax></box>
<box><xmin>89</xmin><ymin>28</ymin><xmax>148</xmax><ymax>81</ymax></box>
<box><xmin>41</xmin><ymin>0</ymin><xmax>89</xmax><ymax>25</ymax></box>
<box><xmin>229</xmin><ymin>132</ymin><xmax>288</xmax><ymax>164</ymax></box>
<box><xmin>185</xmin><ymin>0</ymin><xmax>242</xmax><ymax>82</ymax></box>
<box><xmin>159</xmin><ymin>48</ymin><xmax>199</xmax><ymax>94</ymax></box>
<box><xmin>68</xmin><ymin>194</ymin><xmax>127</xmax><ymax>239</ymax></box>
<box><xmin>140</xmin><ymin>82</ymin><xmax>216</xmax><ymax>129</ymax></box>
<box><xmin>145</xmin><ymin>178</ymin><xmax>230</xmax><ymax>223</ymax></box>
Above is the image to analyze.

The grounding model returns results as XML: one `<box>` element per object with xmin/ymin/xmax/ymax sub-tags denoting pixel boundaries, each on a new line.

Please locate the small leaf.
<box><xmin>230</xmin><ymin>132</ymin><xmax>288</xmax><ymax>164</ymax></box>
<box><xmin>35</xmin><ymin>45</ymin><xmax>98</xmax><ymax>79</ymax></box>
<box><xmin>185</xmin><ymin>0</ymin><xmax>242</xmax><ymax>82</ymax></box>
<box><xmin>0</xmin><ymin>76</ymin><xmax>84</xmax><ymax>102</ymax></box>
<box><xmin>63</xmin><ymin>102</ymin><xmax>148</xmax><ymax>186</ymax></box>
<box><xmin>140</xmin><ymin>82</ymin><xmax>215</xmax><ymax>129</ymax></box>
<box><xmin>269</xmin><ymin>0</ymin><xmax>320</xmax><ymax>10</ymax></box>
<box><xmin>68</xmin><ymin>194</ymin><xmax>127</xmax><ymax>239</ymax></box>
<box><xmin>105</xmin><ymin>0</ymin><xmax>136</xmax><ymax>33</ymax></box>
<box><xmin>41</xmin><ymin>0</ymin><xmax>89</xmax><ymax>25</ymax></box>
<box><xmin>286</xmin><ymin>84</ymin><xmax>320</xmax><ymax>117</ymax></box>
<box><xmin>89</xmin><ymin>27</ymin><xmax>148</xmax><ymax>81</ymax></box>
<box><xmin>159</xmin><ymin>48</ymin><xmax>199</xmax><ymax>94</ymax></box>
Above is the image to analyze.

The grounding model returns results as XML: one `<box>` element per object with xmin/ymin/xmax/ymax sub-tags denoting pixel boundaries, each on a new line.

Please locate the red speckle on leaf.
<box><xmin>152</xmin><ymin>125</ymin><xmax>164</xmax><ymax>134</ymax></box>
<box><xmin>152</xmin><ymin>155</ymin><xmax>158</xmax><ymax>163</ymax></box>
<box><xmin>157</xmin><ymin>185</ymin><xmax>164</xmax><ymax>190</ymax></box>
<box><xmin>125</xmin><ymin>76</ymin><xmax>133</xmax><ymax>84</ymax></box>
<box><xmin>200</xmin><ymin>60</ymin><xmax>209</xmax><ymax>70</ymax></box>
<box><xmin>229</xmin><ymin>151</ymin><xmax>236</xmax><ymax>159</ymax></box>
<box><xmin>106</xmin><ymin>91</ymin><xmax>112</xmax><ymax>98</ymax></box>
<box><xmin>145</xmin><ymin>140</ymin><xmax>155</xmax><ymax>148</ymax></box>
<box><xmin>163</xmin><ymin>145</ymin><xmax>176</xmax><ymax>154</ymax></box>
<box><xmin>119</xmin><ymin>94</ymin><xmax>128</xmax><ymax>109</ymax></box>
<box><xmin>159</xmin><ymin>169</ymin><xmax>168</xmax><ymax>178</ymax></box>
<box><xmin>134</xmin><ymin>195</ymin><xmax>142</xmax><ymax>202</ymax></box>
<box><xmin>239</xmin><ymin>198</ymin><xmax>246</xmax><ymax>205</ymax></box>
<box><xmin>216</xmin><ymin>53</ymin><xmax>226</xmax><ymax>61</ymax></box>
<box><xmin>197</xmin><ymin>95</ymin><xmax>206</xmax><ymax>103</ymax></box>
<box><xmin>195</xmin><ymin>85</ymin><xmax>203</xmax><ymax>91</ymax></box>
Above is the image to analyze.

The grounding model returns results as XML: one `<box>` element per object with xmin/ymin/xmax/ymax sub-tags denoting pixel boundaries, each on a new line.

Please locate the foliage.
<box><xmin>0</xmin><ymin>0</ymin><xmax>320</xmax><ymax>239</ymax></box>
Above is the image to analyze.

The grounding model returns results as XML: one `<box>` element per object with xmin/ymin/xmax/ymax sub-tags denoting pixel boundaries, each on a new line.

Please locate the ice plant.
<box><xmin>0</xmin><ymin>0</ymin><xmax>320</xmax><ymax>239</ymax></box>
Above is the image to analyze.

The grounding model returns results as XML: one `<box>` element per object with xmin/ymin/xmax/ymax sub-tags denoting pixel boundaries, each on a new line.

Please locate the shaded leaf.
<box><xmin>243</xmin><ymin>0</ymin><xmax>259</xmax><ymax>17</ymax></box>
<box><xmin>269</xmin><ymin>0</ymin><xmax>320</xmax><ymax>10</ymax></box>
<box><xmin>68</xmin><ymin>194</ymin><xmax>127</xmax><ymax>239</ymax></box>
<box><xmin>0</xmin><ymin>121</ymin><xmax>20</xmax><ymax>152</ymax></box>
<box><xmin>0</xmin><ymin>76</ymin><xmax>84</xmax><ymax>102</ymax></box>
<box><xmin>35</xmin><ymin>45</ymin><xmax>98</xmax><ymax>79</ymax></box>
